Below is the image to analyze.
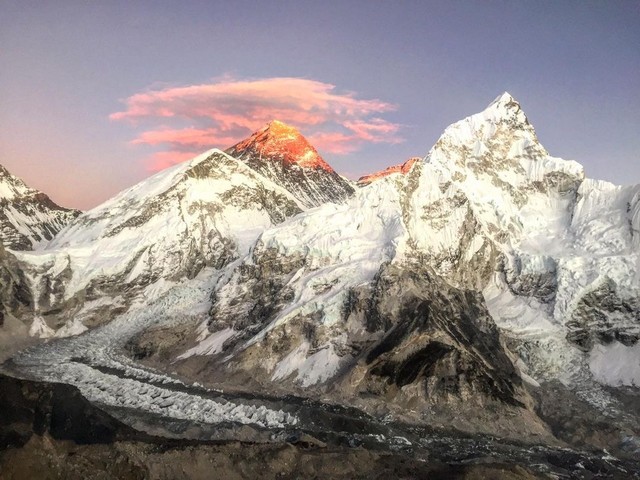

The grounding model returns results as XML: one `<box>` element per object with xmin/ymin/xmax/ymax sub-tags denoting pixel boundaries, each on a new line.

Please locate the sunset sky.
<box><xmin>2</xmin><ymin>1</ymin><xmax>639</xmax><ymax>210</ymax></box>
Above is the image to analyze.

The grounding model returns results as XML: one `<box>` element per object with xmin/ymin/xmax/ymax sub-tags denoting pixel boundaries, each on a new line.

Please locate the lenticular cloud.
<box><xmin>110</xmin><ymin>76</ymin><xmax>403</xmax><ymax>170</ymax></box>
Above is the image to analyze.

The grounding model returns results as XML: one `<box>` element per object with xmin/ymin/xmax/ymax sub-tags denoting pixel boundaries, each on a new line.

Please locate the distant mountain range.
<box><xmin>0</xmin><ymin>164</ymin><xmax>80</xmax><ymax>250</ymax></box>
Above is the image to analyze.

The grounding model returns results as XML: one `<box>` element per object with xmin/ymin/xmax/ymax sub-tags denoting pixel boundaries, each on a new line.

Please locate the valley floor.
<box><xmin>1</xmin><ymin>434</ymin><xmax>546</xmax><ymax>480</ymax></box>
<box><xmin>1</xmin><ymin>370</ymin><xmax>638</xmax><ymax>479</ymax></box>
<box><xmin>1</xmin><ymin>273</ymin><xmax>639</xmax><ymax>479</ymax></box>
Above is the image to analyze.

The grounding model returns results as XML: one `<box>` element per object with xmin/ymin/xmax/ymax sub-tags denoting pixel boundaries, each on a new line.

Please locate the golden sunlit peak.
<box><xmin>263</xmin><ymin>120</ymin><xmax>301</xmax><ymax>135</ymax></box>
<box><xmin>228</xmin><ymin>121</ymin><xmax>334</xmax><ymax>172</ymax></box>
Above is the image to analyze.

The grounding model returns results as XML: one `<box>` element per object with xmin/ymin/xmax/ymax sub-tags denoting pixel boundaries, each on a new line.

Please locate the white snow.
<box><xmin>271</xmin><ymin>342</ymin><xmax>310</xmax><ymax>382</ymax></box>
<box><xmin>295</xmin><ymin>345</ymin><xmax>344</xmax><ymax>387</ymax></box>
<box><xmin>54</xmin><ymin>318</ymin><xmax>89</xmax><ymax>338</ymax></box>
<box><xmin>177</xmin><ymin>328</ymin><xmax>237</xmax><ymax>359</ymax></box>
<box><xmin>9</xmin><ymin>149</ymin><xmax>306</xmax><ymax>337</ymax></box>
<box><xmin>589</xmin><ymin>341</ymin><xmax>640</xmax><ymax>387</ymax></box>
<box><xmin>270</xmin><ymin>338</ymin><xmax>349</xmax><ymax>387</ymax></box>
<box><xmin>28</xmin><ymin>316</ymin><xmax>54</xmax><ymax>338</ymax></box>
<box><xmin>484</xmin><ymin>272</ymin><xmax>558</xmax><ymax>334</ymax></box>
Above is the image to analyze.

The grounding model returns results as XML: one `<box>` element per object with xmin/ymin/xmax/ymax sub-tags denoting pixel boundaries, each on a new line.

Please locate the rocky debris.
<box><xmin>0</xmin><ymin>373</ymin><xmax>553</xmax><ymax>479</ymax></box>
<box><xmin>0</xmin><ymin>433</ymin><xmax>551</xmax><ymax>480</ymax></box>
<box><xmin>2</xmin><ymin>372</ymin><xmax>624</xmax><ymax>479</ymax></box>
<box><xmin>532</xmin><ymin>379</ymin><xmax>640</xmax><ymax>458</ymax></box>
<box><xmin>0</xmin><ymin>373</ymin><xmax>153</xmax><ymax>449</ymax></box>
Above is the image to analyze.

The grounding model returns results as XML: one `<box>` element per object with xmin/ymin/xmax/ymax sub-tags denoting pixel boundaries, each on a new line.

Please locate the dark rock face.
<box><xmin>499</xmin><ymin>255</ymin><xmax>558</xmax><ymax>304</ymax></box>
<box><xmin>355</xmin><ymin>267</ymin><xmax>525</xmax><ymax>407</ymax></box>
<box><xmin>566</xmin><ymin>278</ymin><xmax>640</xmax><ymax>351</ymax></box>
<box><xmin>0</xmin><ymin>244</ymin><xmax>32</xmax><ymax>326</ymax></box>
<box><xmin>0</xmin><ymin>373</ymin><xmax>150</xmax><ymax>449</ymax></box>
<box><xmin>207</xmin><ymin>246</ymin><xmax>306</xmax><ymax>339</ymax></box>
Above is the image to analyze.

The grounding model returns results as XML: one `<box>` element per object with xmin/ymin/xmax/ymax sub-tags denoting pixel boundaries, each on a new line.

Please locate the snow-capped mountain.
<box><xmin>9</xmin><ymin>150</ymin><xmax>303</xmax><ymax>337</ymax></box>
<box><xmin>0</xmin><ymin>164</ymin><xmax>80</xmax><ymax>250</ymax></box>
<box><xmin>226</xmin><ymin>120</ymin><xmax>355</xmax><ymax>207</ymax></box>
<box><xmin>357</xmin><ymin>157</ymin><xmax>420</xmax><ymax>186</ymax></box>
<box><xmin>166</xmin><ymin>93</ymin><xmax>639</xmax><ymax>422</ymax></box>
<box><xmin>2</xmin><ymin>93</ymin><xmax>639</xmax><ymax>458</ymax></box>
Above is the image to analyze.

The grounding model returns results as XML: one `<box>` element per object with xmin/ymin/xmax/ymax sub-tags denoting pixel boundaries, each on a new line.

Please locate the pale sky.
<box><xmin>1</xmin><ymin>0</ymin><xmax>638</xmax><ymax>209</ymax></box>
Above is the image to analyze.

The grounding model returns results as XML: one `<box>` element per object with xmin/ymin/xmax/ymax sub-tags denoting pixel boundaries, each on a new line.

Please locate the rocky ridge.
<box><xmin>357</xmin><ymin>157</ymin><xmax>420</xmax><ymax>186</ymax></box>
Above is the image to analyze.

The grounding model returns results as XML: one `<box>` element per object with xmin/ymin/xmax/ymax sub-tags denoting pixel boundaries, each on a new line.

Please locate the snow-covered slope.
<box><xmin>0</xmin><ymin>164</ymin><xmax>80</xmax><ymax>250</ymax></box>
<box><xmin>226</xmin><ymin>121</ymin><xmax>355</xmax><ymax>207</ymax></box>
<box><xmin>176</xmin><ymin>93</ymin><xmax>639</xmax><ymax>407</ymax></box>
<box><xmin>12</xmin><ymin>149</ymin><xmax>303</xmax><ymax>337</ymax></box>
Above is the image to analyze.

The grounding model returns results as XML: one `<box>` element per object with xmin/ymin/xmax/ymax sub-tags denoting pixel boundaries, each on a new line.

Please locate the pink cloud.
<box><xmin>342</xmin><ymin>119</ymin><xmax>403</xmax><ymax>143</ymax></box>
<box><xmin>132</xmin><ymin>128</ymin><xmax>240</xmax><ymax>150</ymax></box>
<box><xmin>306</xmin><ymin>132</ymin><xmax>361</xmax><ymax>155</ymax></box>
<box><xmin>111</xmin><ymin>76</ymin><xmax>403</xmax><ymax>171</ymax></box>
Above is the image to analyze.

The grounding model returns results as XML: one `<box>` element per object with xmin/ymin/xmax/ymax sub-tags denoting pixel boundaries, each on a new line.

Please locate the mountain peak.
<box><xmin>227</xmin><ymin>121</ymin><xmax>334</xmax><ymax>172</ymax></box>
<box><xmin>493</xmin><ymin>91</ymin><xmax>517</xmax><ymax>104</ymax></box>
<box><xmin>0</xmin><ymin>162</ymin><xmax>80</xmax><ymax>250</ymax></box>
<box><xmin>431</xmin><ymin>92</ymin><xmax>533</xmax><ymax>156</ymax></box>
<box><xmin>264</xmin><ymin>119</ymin><xmax>298</xmax><ymax>135</ymax></box>
<box><xmin>485</xmin><ymin>91</ymin><xmax>525</xmax><ymax>119</ymax></box>
<box><xmin>225</xmin><ymin>122</ymin><xmax>354</xmax><ymax>208</ymax></box>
